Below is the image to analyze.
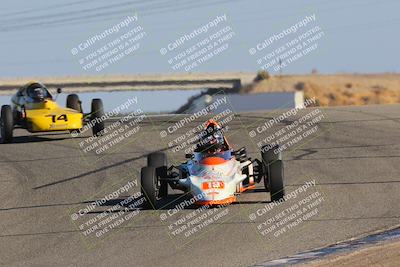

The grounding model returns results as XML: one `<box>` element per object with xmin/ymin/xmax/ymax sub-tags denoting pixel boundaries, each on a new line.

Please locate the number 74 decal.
<box><xmin>45</xmin><ymin>114</ymin><xmax>68</xmax><ymax>122</ymax></box>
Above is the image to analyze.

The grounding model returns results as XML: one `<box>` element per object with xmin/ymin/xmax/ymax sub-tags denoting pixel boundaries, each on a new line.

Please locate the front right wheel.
<box><xmin>90</xmin><ymin>99</ymin><xmax>105</xmax><ymax>136</ymax></box>
<box><xmin>147</xmin><ymin>152</ymin><xmax>168</xmax><ymax>198</ymax></box>
<box><xmin>268</xmin><ymin>160</ymin><xmax>284</xmax><ymax>201</ymax></box>
<box><xmin>261</xmin><ymin>144</ymin><xmax>284</xmax><ymax>201</ymax></box>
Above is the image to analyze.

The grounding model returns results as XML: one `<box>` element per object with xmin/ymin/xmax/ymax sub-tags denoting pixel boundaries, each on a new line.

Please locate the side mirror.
<box><xmin>54</xmin><ymin>88</ymin><xmax>62</xmax><ymax>101</ymax></box>
<box><xmin>185</xmin><ymin>154</ymin><xmax>192</xmax><ymax>159</ymax></box>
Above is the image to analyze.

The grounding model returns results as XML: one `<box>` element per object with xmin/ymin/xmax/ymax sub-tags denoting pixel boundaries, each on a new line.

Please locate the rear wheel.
<box><xmin>147</xmin><ymin>152</ymin><xmax>168</xmax><ymax>198</ymax></box>
<box><xmin>66</xmin><ymin>94</ymin><xmax>82</xmax><ymax>112</ymax></box>
<box><xmin>0</xmin><ymin>105</ymin><xmax>13</xmax><ymax>143</ymax></box>
<box><xmin>91</xmin><ymin>99</ymin><xmax>105</xmax><ymax>136</ymax></box>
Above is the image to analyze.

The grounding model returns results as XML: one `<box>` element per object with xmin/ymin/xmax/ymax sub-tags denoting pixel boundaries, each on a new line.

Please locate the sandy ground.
<box><xmin>301</xmin><ymin>240</ymin><xmax>400</xmax><ymax>267</ymax></box>
<box><xmin>247</xmin><ymin>73</ymin><xmax>400</xmax><ymax>106</ymax></box>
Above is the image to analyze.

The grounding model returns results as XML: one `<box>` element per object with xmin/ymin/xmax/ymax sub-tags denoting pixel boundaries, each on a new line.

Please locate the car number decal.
<box><xmin>202</xmin><ymin>181</ymin><xmax>224</xmax><ymax>190</ymax></box>
<box><xmin>46</xmin><ymin>114</ymin><xmax>68</xmax><ymax>123</ymax></box>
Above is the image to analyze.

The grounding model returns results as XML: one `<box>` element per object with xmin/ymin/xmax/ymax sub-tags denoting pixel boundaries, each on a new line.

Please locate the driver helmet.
<box><xmin>203</xmin><ymin>120</ymin><xmax>225</xmax><ymax>153</ymax></box>
<box><xmin>27</xmin><ymin>82</ymin><xmax>47</xmax><ymax>101</ymax></box>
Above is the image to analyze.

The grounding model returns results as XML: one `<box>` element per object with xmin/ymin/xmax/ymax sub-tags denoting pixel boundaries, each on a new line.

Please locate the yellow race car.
<box><xmin>0</xmin><ymin>81</ymin><xmax>105</xmax><ymax>143</ymax></box>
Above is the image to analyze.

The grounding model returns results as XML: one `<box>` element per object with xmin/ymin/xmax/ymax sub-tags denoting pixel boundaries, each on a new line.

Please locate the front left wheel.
<box><xmin>141</xmin><ymin>166</ymin><xmax>160</xmax><ymax>208</ymax></box>
<box><xmin>0</xmin><ymin>105</ymin><xmax>14</xmax><ymax>143</ymax></box>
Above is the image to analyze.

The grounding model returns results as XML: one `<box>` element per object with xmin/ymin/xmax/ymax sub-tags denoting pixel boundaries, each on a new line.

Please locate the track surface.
<box><xmin>1</xmin><ymin>104</ymin><xmax>399</xmax><ymax>266</ymax></box>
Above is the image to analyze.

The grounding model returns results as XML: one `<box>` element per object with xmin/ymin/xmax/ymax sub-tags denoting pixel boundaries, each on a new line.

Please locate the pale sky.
<box><xmin>0</xmin><ymin>0</ymin><xmax>399</xmax><ymax>77</ymax></box>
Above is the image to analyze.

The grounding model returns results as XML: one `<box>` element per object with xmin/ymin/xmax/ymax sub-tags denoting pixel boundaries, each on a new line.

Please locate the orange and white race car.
<box><xmin>141</xmin><ymin>120</ymin><xmax>285</xmax><ymax>208</ymax></box>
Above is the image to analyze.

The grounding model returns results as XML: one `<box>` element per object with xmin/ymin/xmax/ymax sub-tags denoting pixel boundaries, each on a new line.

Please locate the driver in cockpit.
<box><xmin>26</xmin><ymin>83</ymin><xmax>52</xmax><ymax>102</ymax></box>
<box><xmin>195</xmin><ymin>119</ymin><xmax>230</xmax><ymax>153</ymax></box>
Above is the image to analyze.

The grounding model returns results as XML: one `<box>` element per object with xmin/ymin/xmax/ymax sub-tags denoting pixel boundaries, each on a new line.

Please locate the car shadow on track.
<box><xmin>85</xmin><ymin>194</ymin><xmax>199</xmax><ymax>212</ymax></box>
<box><xmin>11</xmin><ymin>134</ymin><xmax>87</xmax><ymax>143</ymax></box>
<box><xmin>0</xmin><ymin>200</ymin><xmax>98</xmax><ymax>212</ymax></box>
<box><xmin>33</xmin><ymin>146</ymin><xmax>177</xmax><ymax>190</ymax></box>
<box><xmin>85</xmin><ymin>189</ymin><xmax>273</xmax><ymax>213</ymax></box>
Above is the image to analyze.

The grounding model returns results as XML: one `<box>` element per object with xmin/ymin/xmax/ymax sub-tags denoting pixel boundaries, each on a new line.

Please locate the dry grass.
<box><xmin>245</xmin><ymin>73</ymin><xmax>400</xmax><ymax>106</ymax></box>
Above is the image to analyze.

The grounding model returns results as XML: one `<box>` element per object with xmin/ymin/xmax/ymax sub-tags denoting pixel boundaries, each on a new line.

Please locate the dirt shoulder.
<box><xmin>301</xmin><ymin>240</ymin><xmax>400</xmax><ymax>267</ymax></box>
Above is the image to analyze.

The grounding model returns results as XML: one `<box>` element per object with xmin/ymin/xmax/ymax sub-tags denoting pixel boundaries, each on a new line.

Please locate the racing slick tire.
<box><xmin>66</xmin><ymin>94</ymin><xmax>82</xmax><ymax>112</ymax></box>
<box><xmin>141</xmin><ymin>166</ymin><xmax>161</xmax><ymax>208</ymax></box>
<box><xmin>268</xmin><ymin>160</ymin><xmax>285</xmax><ymax>202</ymax></box>
<box><xmin>0</xmin><ymin>105</ymin><xmax>13</xmax><ymax>143</ymax></box>
<box><xmin>90</xmin><ymin>99</ymin><xmax>105</xmax><ymax>136</ymax></box>
<box><xmin>261</xmin><ymin>144</ymin><xmax>284</xmax><ymax>199</ymax></box>
<box><xmin>261</xmin><ymin>144</ymin><xmax>282</xmax><ymax>163</ymax></box>
<box><xmin>147</xmin><ymin>152</ymin><xmax>168</xmax><ymax>198</ymax></box>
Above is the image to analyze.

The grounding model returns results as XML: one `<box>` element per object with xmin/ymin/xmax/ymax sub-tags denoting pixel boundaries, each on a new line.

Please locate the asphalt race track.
<box><xmin>1</xmin><ymin>104</ymin><xmax>399</xmax><ymax>267</ymax></box>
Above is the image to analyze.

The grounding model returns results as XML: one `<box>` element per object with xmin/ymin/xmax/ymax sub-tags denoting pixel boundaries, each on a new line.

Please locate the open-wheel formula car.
<box><xmin>141</xmin><ymin>120</ymin><xmax>284</xmax><ymax>208</ymax></box>
<box><xmin>0</xmin><ymin>81</ymin><xmax>105</xmax><ymax>143</ymax></box>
